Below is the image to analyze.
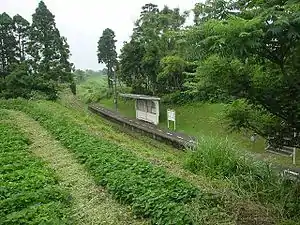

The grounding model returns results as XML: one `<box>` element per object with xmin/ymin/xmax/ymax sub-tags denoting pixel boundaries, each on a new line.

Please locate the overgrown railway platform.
<box><xmin>88</xmin><ymin>104</ymin><xmax>197</xmax><ymax>149</ymax></box>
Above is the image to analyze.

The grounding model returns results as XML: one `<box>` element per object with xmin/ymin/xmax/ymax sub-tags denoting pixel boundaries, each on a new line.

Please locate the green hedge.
<box><xmin>0</xmin><ymin>116</ymin><xmax>71</xmax><ymax>224</ymax></box>
<box><xmin>2</xmin><ymin>100</ymin><xmax>200</xmax><ymax>224</ymax></box>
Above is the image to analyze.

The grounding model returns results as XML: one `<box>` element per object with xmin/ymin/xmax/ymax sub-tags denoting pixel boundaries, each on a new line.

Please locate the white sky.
<box><xmin>1</xmin><ymin>0</ymin><xmax>199</xmax><ymax>70</ymax></box>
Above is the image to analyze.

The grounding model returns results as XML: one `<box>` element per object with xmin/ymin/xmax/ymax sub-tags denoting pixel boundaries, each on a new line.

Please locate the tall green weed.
<box><xmin>185</xmin><ymin>136</ymin><xmax>300</xmax><ymax>220</ymax></box>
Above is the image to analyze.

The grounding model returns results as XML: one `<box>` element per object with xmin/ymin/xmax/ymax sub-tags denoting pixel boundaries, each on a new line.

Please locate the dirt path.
<box><xmin>8</xmin><ymin>110</ymin><xmax>146</xmax><ymax>225</ymax></box>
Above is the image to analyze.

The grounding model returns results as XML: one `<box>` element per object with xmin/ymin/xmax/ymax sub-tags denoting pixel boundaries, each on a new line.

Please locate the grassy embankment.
<box><xmin>77</xmin><ymin>74</ymin><xmax>300</xmax><ymax>167</ymax></box>
<box><xmin>64</xmin><ymin>92</ymin><xmax>300</xmax><ymax>225</ymax></box>
<box><xmin>4</xmin><ymin>110</ymin><xmax>145</xmax><ymax>225</ymax></box>
<box><xmin>2</xmin><ymin>80</ymin><xmax>299</xmax><ymax>224</ymax></box>
<box><xmin>98</xmin><ymin>91</ymin><xmax>300</xmax><ymax>167</ymax></box>
<box><xmin>1</xmin><ymin>100</ymin><xmax>227</xmax><ymax>224</ymax></box>
<box><xmin>0</xmin><ymin>110</ymin><xmax>72</xmax><ymax>224</ymax></box>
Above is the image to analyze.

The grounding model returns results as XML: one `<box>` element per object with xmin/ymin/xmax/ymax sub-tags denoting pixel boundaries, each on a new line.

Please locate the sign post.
<box><xmin>167</xmin><ymin>109</ymin><xmax>176</xmax><ymax>131</ymax></box>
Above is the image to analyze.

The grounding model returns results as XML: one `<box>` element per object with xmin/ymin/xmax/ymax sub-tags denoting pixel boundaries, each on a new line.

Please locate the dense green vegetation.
<box><xmin>77</xmin><ymin>75</ymin><xmax>110</xmax><ymax>103</ymax></box>
<box><xmin>0</xmin><ymin>1</ymin><xmax>75</xmax><ymax>100</ymax></box>
<box><xmin>1</xmin><ymin>98</ymin><xmax>299</xmax><ymax>224</ymax></box>
<box><xmin>0</xmin><ymin>100</ymin><xmax>216</xmax><ymax>224</ymax></box>
<box><xmin>0</xmin><ymin>111</ymin><xmax>71</xmax><ymax>224</ymax></box>
<box><xmin>115</xmin><ymin>0</ymin><xmax>300</xmax><ymax>147</ymax></box>
<box><xmin>185</xmin><ymin>137</ymin><xmax>300</xmax><ymax>219</ymax></box>
<box><xmin>1</xmin><ymin>0</ymin><xmax>300</xmax><ymax>224</ymax></box>
<box><xmin>99</xmin><ymin>96</ymin><xmax>300</xmax><ymax>166</ymax></box>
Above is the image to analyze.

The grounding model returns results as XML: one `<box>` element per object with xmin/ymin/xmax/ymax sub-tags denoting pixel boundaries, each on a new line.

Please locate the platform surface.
<box><xmin>88</xmin><ymin>104</ymin><xmax>197</xmax><ymax>148</ymax></box>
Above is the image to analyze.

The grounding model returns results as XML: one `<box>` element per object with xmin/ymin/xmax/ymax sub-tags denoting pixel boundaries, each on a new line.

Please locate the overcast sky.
<box><xmin>2</xmin><ymin>0</ymin><xmax>198</xmax><ymax>70</ymax></box>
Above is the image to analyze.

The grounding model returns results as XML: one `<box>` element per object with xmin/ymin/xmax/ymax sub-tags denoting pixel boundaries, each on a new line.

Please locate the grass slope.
<box><xmin>7</xmin><ymin>110</ymin><xmax>145</xmax><ymax>225</ymax></box>
<box><xmin>62</xmin><ymin>95</ymin><xmax>300</xmax><ymax>224</ymax></box>
<box><xmin>2</xmin><ymin>98</ymin><xmax>299</xmax><ymax>224</ymax></box>
<box><xmin>99</xmin><ymin>98</ymin><xmax>300</xmax><ymax>166</ymax></box>
<box><xmin>77</xmin><ymin>75</ymin><xmax>109</xmax><ymax>103</ymax></box>
<box><xmin>2</xmin><ymin>100</ymin><xmax>222</xmax><ymax>225</ymax></box>
<box><xmin>0</xmin><ymin>110</ymin><xmax>71</xmax><ymax>224</ymax></box>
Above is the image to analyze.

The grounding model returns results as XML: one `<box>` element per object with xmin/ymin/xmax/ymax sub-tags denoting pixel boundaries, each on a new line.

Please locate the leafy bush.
<box><xmin>225</xmin><ymin>99</ymin><xmax>299</xmax><ymax>147</ymax></box>
<box><xmin>3</xmin><ymin>100</ymin><xmax>201</xmax><ymax>224</ymax></box>
<box><xmin>185</xmin><ymin>136</ymin><xmax>300</xmax><ymax>220</ymax></box>
<box><xmin>0</xmin><ymin>119</ymin><xmax>71</xmax><ymax>224</ymax></box>
<box><xmin>0</xmin><ymin>63</ymin><xmax>74</xmax><ymax>101</ymax></box>
<box><xmin>180</xmin><ymin>70</ymin><xmax>233</xmax><ymax>104</ymax></box>
<box><xmin>161</xmin><ymin>91</ymin><xmax>194</xmax><ymax>105</ymax></box>
<box><xmin>157</xmin><ymin>56</ymin><xmax>187</xmax><ymax>94</ymax></box>
<box><xmin>77</xmin><ymin>79</ymin><xmax>111</xmax><ymax>103</ymax></box>
<box><xmin>185</xmin><ymin>137</ymin><xmax>244</xmax><ymax>177</ymax></box>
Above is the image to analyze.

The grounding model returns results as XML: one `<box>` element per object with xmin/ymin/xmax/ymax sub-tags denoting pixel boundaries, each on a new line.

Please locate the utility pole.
<box><xmin>113</xmin><ymin>69</ymin><xmax>118</xmax><ymax>112</ymax></box>
<box><xmin>293</xmin><ymin>130</ymin><xmax>297</xmax><ymax>165</ymax></box>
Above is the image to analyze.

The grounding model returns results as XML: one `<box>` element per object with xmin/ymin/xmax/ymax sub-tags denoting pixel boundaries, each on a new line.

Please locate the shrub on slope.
<box><xmin>185</xmin><ymin>136</ymin><xmax>300</xmax><ymax>221</ymax></box>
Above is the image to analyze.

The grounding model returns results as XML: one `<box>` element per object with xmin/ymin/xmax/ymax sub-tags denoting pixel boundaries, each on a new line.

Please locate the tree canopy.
<box><xmin>0</xmin><ymin>1</ymin><xmax>75</xmax><ymax>100</ymax></box>
<box><xmin>2</xmin><ymin>0</ymin><xmax>300</xmax><ymax>147</ymax></box>
<box><xmin>118</xmin><ymin>0</ymin><xmax>300</xmax><ymax>147</ymax></box>
<box><xmin>118</xmin><ymin>4</ymin><xmax>188</xmax><ymax>94</ymax></box>
<box><xmin>97</xmin><ymin>28</ymin><xmax>117</xmax><ymax>89</ymax></box>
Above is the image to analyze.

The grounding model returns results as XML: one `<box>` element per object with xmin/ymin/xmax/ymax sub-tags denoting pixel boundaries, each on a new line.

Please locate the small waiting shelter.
<box><xmin>119</xmin><ymin>93</ymin><xmax>160</xmax><ymax>125</ymax></box>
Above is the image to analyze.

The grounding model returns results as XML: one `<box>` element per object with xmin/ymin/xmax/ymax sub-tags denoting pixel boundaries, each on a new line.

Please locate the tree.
<box><xmin>0</xmin><ymin>13</ymin><xmax>17</xmax><ymax>77</ymax></box>
<box><xmin>157</xmin><ymin>55</ymin><xmax>187</xmax><ymax>93</ymax></box>
<box><xmin>97</xmin><ymin>28</ymin><xmax>117</xmax><ymax>89</ymax></box>
<box><xmin>119</xmin><ymin>40</ymin><xmax>147</xmax><ymax>93</ymax></box>
<box><xmin>119</xmin><ymin>3</ymin><xmax>188</xmax><ymax>94</ymax></box>
<box><xmin>28</xmin><ymin>1</ymin><xmax>75</xmax><ymax>96</ymax></box>
<box><xmin>0</xmin><ymin>1</ymin><xmax>76</xmax><ymax>100</ymax></box>
<box><xmin>193</xmin><ymin>0</ymin><xmax>234</xmax><ymax>24</ymax></box>
<box><xmin>2</xmin><ymin>62</ymin><xmax>33</xmax><ymax>99</ymax></box>
<box><xmin>188</xmin><ymin>0</ymin><xmax>300</xmax><ymax>146</ymax></box>
<box><xmin>13</xmin><ymin>14</ymin><xmax>30</xmax><ymax>62</ymax></box>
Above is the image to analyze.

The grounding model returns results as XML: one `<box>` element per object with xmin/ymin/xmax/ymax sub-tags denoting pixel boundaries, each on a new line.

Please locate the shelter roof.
<box><xmin>119</xmin><ymin>93</ymin><xmax>160</xmax><ymax>101</ymax></box>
